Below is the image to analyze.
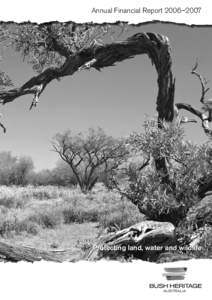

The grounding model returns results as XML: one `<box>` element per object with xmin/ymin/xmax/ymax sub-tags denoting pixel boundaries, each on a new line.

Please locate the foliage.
<box><xmin>0</xmin><ymin>70</ymin><xmax>13</xmax><ymax>89</ymax></box>
<box><xmin>31</xmin><ymin>161</ymin><xmax>78</xmax><ymax>187</ymax></box>
<box><xmin>186</xmin><ymin>194</ymin><xmax>212</xmax><ymax>228</ymax></box>
<box><xmin>110</xmin><ymin>120</ymin><xmax>212</xmax><ymax>224</ymax></box>
<box><xmin>0</xmin><ymin>151</ymin><xmax>34</xmax><ymax>186</ymax></box>
<box><xmin>51</xmin><ymin>160</ymin><xmax>78</xmax><ymax>186</ymax></box>
<box><xmin>0</xmin><ymin>25</ymin><xmax>13</xmax><ymax>89</ymax></box>
<box><xmin>8</xmin><ymin>22</ymin><xmax>115</xmax><ymax>73</ymax></box>
<box><xmin>98</xmin><ymin>199</ymin><xmax>145</xmax><ymax>231</ymax></box>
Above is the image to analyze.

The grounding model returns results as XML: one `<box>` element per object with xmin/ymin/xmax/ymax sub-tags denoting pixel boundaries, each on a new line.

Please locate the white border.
<box><xmin>0</xmin><ymin>0</ymin><xmax>211</xmax><ymax>24</ymax></box>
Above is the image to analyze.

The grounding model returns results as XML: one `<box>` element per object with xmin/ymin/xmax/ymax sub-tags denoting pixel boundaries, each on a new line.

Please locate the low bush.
<box><xmin>63</xmin><ymin>207</ymin><xmax>99</xmax><ymax>224</ymax></box>
<box><xmin>98</xmin><ymin>201</ymin><xmax>145</xmax><ymax>231</ymax></box>
<box><xmin>0</xmin><ymin>196</ymin><xmax>27</xmax><ymax>209</ymax></box>
<box><xmin>27</xmin><ymin>210</ymin><xmax>64</xmax><ymax>229</ymax></box>
<box><xmin>0</xmin><ymin>214</ymin><xmax>40</xmax><ymax>236</ymax></box>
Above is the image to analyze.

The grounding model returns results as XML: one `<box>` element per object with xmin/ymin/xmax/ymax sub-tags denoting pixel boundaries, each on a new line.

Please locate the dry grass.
<box><xmin>0</xmin><ymin>185</ymin><xmax>82</xmax><ymax>201</ymax></box>
<box><xmin>0</xmin><ymin>184</ymin><xmax>144</xmax><ymax>238</ymax></box>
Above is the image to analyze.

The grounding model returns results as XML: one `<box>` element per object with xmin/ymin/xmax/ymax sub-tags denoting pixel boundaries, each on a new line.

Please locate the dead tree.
<box><xmin>176</xmin><ymin>61</ymin><xmax>212</xmax><ymax>137</ymax></box>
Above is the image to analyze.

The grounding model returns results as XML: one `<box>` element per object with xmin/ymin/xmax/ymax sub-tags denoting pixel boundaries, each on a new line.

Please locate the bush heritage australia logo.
<box><xmin>149</xmin><ymin>267</ymin><xmax>202</xmax><ymax>292</ymax></box>
<box><xmin>163</xmin><ymin>267</ymin><xmax>187</xmax><ymax>280</ymax></box>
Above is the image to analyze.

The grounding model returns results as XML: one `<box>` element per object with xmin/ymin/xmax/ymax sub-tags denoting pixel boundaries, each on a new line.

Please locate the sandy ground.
<box><xmin>1</xmin><ymin>222</ymin><xmax>100</xmax><ymax>261</ymax></box>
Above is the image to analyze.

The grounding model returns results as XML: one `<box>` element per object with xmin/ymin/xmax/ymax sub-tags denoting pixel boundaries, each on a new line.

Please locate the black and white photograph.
<box><xmin>0</xmin><ymin>1</ymin><xmax>212</xmax><ymax>299</ymax></box>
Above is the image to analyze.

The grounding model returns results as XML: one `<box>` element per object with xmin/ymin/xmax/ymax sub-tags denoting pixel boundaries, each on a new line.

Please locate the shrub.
<box><xmin>98</xmin><ymin>201</ymin><xmax>145</xmax><ymax>231</ymax></box>
<box><xmin>63</xmin><ymin>207</ymin><xmax>99</xmax><ymax>224</ymax></box>
<box><xmin>175</xmin><ymin>224</ymin><xmax>212</xmax><ymax>259</ymax></box>
<box><xmin>27</xmin><ymin>210</ymin><xmax>63</xmax><ymax>228</ymax></box>
<box><xmin>186</xmin><ymin>194</ymin><xmax>212</xmax><ymax>228</ymax></box>
<box><xmin>194</xmin><ymin>227</ymin><xmax>212</xmax><ymax>258</ymax></box>
<box><xmin>0</xmin><ymin>215</ymin><xmax>40</xmax><ymax>236</ymax></box>
<box><xmin>110</xmin><ymin>119</ymin><xmax>211</xmax><ymax>224</ymax></box>
<box><xmin>16</xmin><ymin>220</ymin><xmax>40</xmax><ymax>235</ymax></box>
<box><xmin>0</xmin><ymin>216</ymin><xmax>18</xmax><ymax>236</ymax></box>
<box><xmin>0</xmin><ymin>196</ymin><xmax>27</xmax><ymax>209</ymax></box>
<box><xmin>0</xmin><ymin>152</ymin><xmax>34</xmax><ymax>186</ymax></box>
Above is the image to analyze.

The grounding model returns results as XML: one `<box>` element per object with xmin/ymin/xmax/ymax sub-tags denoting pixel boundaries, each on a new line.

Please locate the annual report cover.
<box><xmin>0</xmin><ymin>1</ymin><xmax>211</xmax><ymax>299</ymax></box>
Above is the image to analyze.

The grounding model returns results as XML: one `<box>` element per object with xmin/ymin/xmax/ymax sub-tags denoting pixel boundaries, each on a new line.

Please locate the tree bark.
<box><xmin>0</xmin><ymin>32</ymin><xmax>175</xmax><ymax>119</ymax></box>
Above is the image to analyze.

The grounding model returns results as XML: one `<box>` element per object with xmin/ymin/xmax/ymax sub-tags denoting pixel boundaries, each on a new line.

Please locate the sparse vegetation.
<box><xmin>0</xmin><ymin>184</ymin><xmax>143</xmax><ymax>238</ymax></box>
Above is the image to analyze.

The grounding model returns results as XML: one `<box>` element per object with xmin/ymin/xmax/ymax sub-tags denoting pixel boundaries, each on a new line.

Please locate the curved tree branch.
<box><xmin>0</xmin><ymin>31</ymin><xmax>176</xmax><ymax>183</ymax></box>
<box><xmin>0</xmin><ymin>32</ymin><xmax>175</xmax><ymax>123</ymax></box>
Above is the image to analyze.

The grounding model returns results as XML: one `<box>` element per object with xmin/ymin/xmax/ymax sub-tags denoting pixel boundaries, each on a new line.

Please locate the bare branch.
<box><xmin>138</xmin><ymin>156</ymin><xmax>150</xmax><ymax>171</ymax></box>
<box><xmin>0</xmin><ymin>121</ymin><xmax>6</xmax><ymax>133</ymax></box>
<box><xmin>191</xmin><ymin>61</ymin><xmax>210</xmax><ymax>104</ymax></box>
<box><xmin>176</xmin><ymin>103</ymin><xmax>202</xmax><ymax>118</ymax></box>
<box><xmin>176</xmin><ymin>103</ymin><xmax>212</xmax><ymax>137</ymax></box>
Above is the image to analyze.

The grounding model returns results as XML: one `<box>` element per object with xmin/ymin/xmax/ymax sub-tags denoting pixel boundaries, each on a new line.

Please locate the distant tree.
<box><xmin>52</xmin><ymin>128</ymin><xmax>128</xmax><ymax>192</ymax></box>
<box><xmin>14</xmin><ymin>156</ymin><xmax>34</xmax><ymax>185</ymax></box>
<box><xmin>31</xmin><ymin>161</ymin><xmax>78</xmax><ymax>186</ymax></box>
<box><xmin>51</xmin><ymin>160</ymin><xmax>78</xmax><ymax>186</ymax></box>
<box><xmin>0</xmin><ymin>151</ymin><xmax>34</xmax><ymax>185</ymax></box>
<box><xmin>30</xmin><ymin>169</ymin><xmax>55</xmax><ymax>186</ymax></box>
<box><xmin>0</xmin><ymin>151</ymin><xmax>17</xmax><ymax>185</ymax></box>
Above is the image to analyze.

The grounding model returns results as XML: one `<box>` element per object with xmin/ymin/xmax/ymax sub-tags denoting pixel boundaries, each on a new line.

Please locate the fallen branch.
<box><xmin>0</xmin><ymin>240</ymin><xmax>82</xmax><ymax>262</ymax></box>
<box><xmin>85</xmin><ymin>221</ymin><xmax>175</xmax><ymax>261</ymax></box>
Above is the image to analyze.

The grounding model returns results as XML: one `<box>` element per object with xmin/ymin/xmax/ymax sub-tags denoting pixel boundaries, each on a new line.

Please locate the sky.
<box><xmin>0</xmin><ymin>22</ymin><xmax>212</xmax><ymax>171</ymax></box>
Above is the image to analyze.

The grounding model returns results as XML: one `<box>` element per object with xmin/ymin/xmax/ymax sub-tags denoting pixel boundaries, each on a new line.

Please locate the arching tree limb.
<box><xmin>0</xmin><ymin>32</ymin><xmax>175</xmax><ymax>123</ymax></box>
<box><xmin>0</xmin><ymin>31</ymin><xmax>176</xmax><ymax>186</ymax></box>
<box><xmin>0</xmin><ymin>31</ymin><xmax>176</xmax><ymax>182</ymax></box>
